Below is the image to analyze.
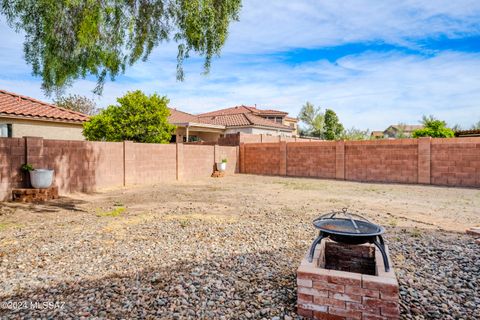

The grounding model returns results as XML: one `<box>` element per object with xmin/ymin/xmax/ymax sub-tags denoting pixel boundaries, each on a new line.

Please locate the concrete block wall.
<box><xmin>215</xmin><ymin>145</ymin><xmax>239</xmax><ymax>175</ymax></box>
<box><xmin>218</xmin><ymin>133</ymin><xmax>318</xmax><ymax>146</ymax></box>
<box><xmin>344</xmin><ymin>139</ymin><xmax>418</xmax><ymax>184</ymax></box>
<box><xmin>287</xmin><ymin>142</ymin><xmax>336</xmax><ymax>178</ymax></box>
<box><xmin>0</xmin><ymin>137</ymin><xmax>239</xmax><ymax>200</ymax></box>
<box><xmin>43</xmin><ymin>139</ymin><xmax>124</xmax><ymax>193</ymax></box>
<box><xmin>240</xmin><ymin>137</ymin><xmax>480</xmax><ymax>187</ymax></box>
<box><xmin>431</xmin><ymin>137</ymin><xmax>480</xmax><ymax>187</ymax></box>
<box><xmin>0</xmin><ymin>137</ymin><xmax>26</xmax><ymax>198</ymax></box>
<box><xmin>243</xmin><ymin>143</ymin><xmax>282</xmax><ymax>175</ymax></box>
<box><xmin>124</xmin><ymin>142</ymin><xmax>177</xmax><ymax>185</ymax></box>
<box><xmin>183</xmin><ymin>145</ymin><xmax>215</xmax><ymax>179</ymax></box>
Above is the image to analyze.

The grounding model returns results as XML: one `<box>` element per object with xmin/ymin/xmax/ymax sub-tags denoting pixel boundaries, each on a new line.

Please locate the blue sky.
<box><xmin>1</xmin><ymin>0</ymin><xmax>480</xmax><ymax>130</ymax></box>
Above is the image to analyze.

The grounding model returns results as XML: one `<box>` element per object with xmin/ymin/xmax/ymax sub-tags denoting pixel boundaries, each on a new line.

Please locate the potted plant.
<box><xmin>21</xmin><ymin>164</ymin><xmax>54</xmax><ymax>189</ymax></box>
<box><xmin>217</xmin><ymin>158</ymin><xmax>227</xmax><ymax>172</ymax></box>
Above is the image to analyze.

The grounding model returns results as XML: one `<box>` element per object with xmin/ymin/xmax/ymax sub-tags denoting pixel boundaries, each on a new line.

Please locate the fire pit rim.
<box><xmin>312</xmin><ymin>217</ymin><xmax>386</xmax><ymax>237</ymax></box>
<box><xmin>308</xmin><ymin>208</ymin><xmax>390</xmax><ymax>272</ymax></box>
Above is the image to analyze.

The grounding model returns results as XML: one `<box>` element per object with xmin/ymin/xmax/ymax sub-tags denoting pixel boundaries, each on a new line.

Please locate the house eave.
<box><xmin>226</xmin><ymin>124</ymin><xmax>293</xmax><ymax>132</ymax></box>
<box><xmin>0</xmin><ymin>113</ymin><xmax>86</xmax><ymax>125</ymax></box>
<box><xmin>171</xmin><ymin>122</ymin><xmax>226</xmax><ymax>130</ymax></box>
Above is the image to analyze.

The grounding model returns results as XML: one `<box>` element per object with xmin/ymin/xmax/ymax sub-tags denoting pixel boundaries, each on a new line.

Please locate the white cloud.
<box><xmin>225</xmin><ymin>0</ymin><xmax>480</xmax><ymax>53</ymax></box>
<box><xmin>0</xmin><ymin>1</ymin><xmax>479</xmax><ymax>130</ymax></box>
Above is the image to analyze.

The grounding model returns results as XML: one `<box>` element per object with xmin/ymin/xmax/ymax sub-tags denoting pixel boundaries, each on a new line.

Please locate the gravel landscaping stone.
<box><xmin>0</xmin><ymin>175</ymin><xmax>479</xmax><ymax>319</ymax></box>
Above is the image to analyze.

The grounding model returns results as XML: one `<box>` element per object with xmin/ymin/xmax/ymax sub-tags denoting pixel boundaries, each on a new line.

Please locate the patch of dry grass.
<box><xmin>96</xmin><ymin>207</ymin><xmax>125</xmax><ymax>217</ymax></box>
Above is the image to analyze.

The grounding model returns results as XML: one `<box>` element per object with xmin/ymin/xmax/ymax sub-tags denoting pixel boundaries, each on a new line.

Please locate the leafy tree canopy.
<box><xmin>1</xmin><ymin>0</ymin><xmax>241</xmax><ymax>96</ymax></box>
<box><xmin>412</xmin><ymin>115</ymin><xmax>454</xmax><ymax>138</ymax></box>
<box><xmin>54</xmin><ymin>94</ymin><xmax>98</xmax><ymax>115</ymax></box>
<box><xmin>323</xmin><ymin>109</ymin><xmax>344</xmax><ymax>140</ymax></box>
<box><xmin>341</xmin><ymin>127</ymin><xmax>370</xmax><ymax>141</ymax></box>
<box><xmin>298</xmin><ymin>102</ymin><xmax>324</xmax><ymax>138</ymax></box>
<box><xmin>83</xmin><ymin>90</ymin><xmax>175</xmax><ymax>143</ymax></box>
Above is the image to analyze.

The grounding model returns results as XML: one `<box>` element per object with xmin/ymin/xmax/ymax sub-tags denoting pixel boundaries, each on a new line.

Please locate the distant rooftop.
<box><xmin>198</xmin><ymin>105</ymin><xmax>288</xmax><ymax>118</ymax></box>
<box><xmin>385</xmin><ymin>124</ymin><xmax>423</xmax><ymax>132</ymax></box>
<box><xmin>196</xmin><ymin>105</ymin><xmax>294</xmax><ymax>131</ymax></box>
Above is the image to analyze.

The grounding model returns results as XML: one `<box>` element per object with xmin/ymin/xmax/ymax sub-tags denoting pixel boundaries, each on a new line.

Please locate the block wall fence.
<box><xmin>218</xmin><ymin>132</ymin><xmax>319</xmax><ymax>146</ymax></box>
<box><xmin>0</xmin><ymin>136</ymin><xmax>238</xmax><ymax>200</ymax></box>
<box><xmin>240</xmin><ymin>137</ymin><xmax>480</xmax><ymax>187</ymax></box>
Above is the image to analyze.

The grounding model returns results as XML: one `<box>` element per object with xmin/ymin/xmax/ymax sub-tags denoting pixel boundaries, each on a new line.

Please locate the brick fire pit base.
<box><xmin>12</xmin><ymin>186</ymin><xmax>59</xmax><ymax>203</ymax></box>
<box><xmin>297</xmin><ymin>240</ymin><xmax>399</xmax><ymax>320</ymax></box>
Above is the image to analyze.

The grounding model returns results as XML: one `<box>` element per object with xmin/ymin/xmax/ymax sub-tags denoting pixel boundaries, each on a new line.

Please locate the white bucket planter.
<box><xmin>217</xmin><ymin>162</ymin><xmax>227</xmax><ymax>172</ymax></box>
<box><xmin>30</xmin><ymin>169</ymin><xmax>54</xmax><ymax>189</ymax></box>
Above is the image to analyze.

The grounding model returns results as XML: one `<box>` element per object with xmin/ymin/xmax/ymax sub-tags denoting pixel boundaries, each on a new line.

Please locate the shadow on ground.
<box><xmin>1</xmin><ymin>197</ymin><xmax>89</xmax><ymax>214</ymax></box>
<box><xmin>0</xmin><ymin>249</ymin><xmax>299</xmax><ymax>319</ymax></box>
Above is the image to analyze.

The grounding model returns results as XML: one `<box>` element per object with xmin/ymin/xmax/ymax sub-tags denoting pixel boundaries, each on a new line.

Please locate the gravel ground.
<box><xmin>0</xmin><ymin>175</ymin><xmax>479</xmax><ymax>319</ymax></box>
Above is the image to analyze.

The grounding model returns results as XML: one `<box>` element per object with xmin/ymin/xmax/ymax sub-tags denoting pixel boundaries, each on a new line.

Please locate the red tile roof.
<box><xmin>455</xmin><ymin>129</ymin><xmax>480</xmax><ymax>137</ymax></box>
<box><xmin>198</xmin><ymin>113</ymin><xmax>292</xmax><ymax>130</ymax></box>
<box><xmin>197</xmin><ymin>105</ymin><xmax>292</xmax><ymax>130</ymax></box>
<box><xmin>198</xmin><ymin>105</ymin><xmax>288</xmax><ymax>117</ymax></box>
<box><xmin>168</xmin><ymin>108</ymin><xmax>199</xmax><ymax>123</ymax></box>
<box><xmin>285</xmin><ymin>116</ymin><xmax>298</xmax><ymax>122</ymax></box>
<box><xmin>0</xmin><ymin>89</ymin><xmax>89</xmax><ymax>123</ymax></box>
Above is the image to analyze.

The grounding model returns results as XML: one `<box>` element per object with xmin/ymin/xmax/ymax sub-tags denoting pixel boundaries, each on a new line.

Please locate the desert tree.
<box><xmin>298</xmin><ymin>102</ymin><xmax>324</xmax><ymax>138</ymax></box>
<box><xmin>54</xmin><ymin>94</ymin><xmax>98</xmax><ymax>115</ymax></box>
<box><xmin>1</xmin><ymin>0</ymin><xmax>242</xmax><ymax>95</ymax></box>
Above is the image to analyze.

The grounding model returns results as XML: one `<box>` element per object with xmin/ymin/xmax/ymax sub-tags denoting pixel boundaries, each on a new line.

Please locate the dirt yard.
<box><xmin>0</xmin><ymin>175</ymin><xmax>479</xmax><ymax>319</ymax></box>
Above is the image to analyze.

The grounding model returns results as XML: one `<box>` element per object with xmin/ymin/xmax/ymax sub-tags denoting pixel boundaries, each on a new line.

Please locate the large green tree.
<box><xmin>1</xmin><ymin>0</ymin><xmax>241</xmax><ymax>95</ymax></box>
<box><xmin>323</xmin><ymin>109</ymin><xmax>344</xmax><ymax>140</ymax></box>
<box><xmin>412</xmin><ymin>115</ymin><xmax>454</xmax><ymax>138</ymax></box>
<box><xmin>83</xmin><ymin>90</ymin><xmax>175</xmax><ymax>143</ymax></box>
<box><xmin>298</xmin><ymin>102</ymin><xmax>324</xmax><ymax>137</ymax></box>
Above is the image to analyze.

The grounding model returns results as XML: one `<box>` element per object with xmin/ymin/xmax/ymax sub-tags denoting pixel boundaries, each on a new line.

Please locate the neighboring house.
<box><xmin>370</xmin><ymin>131</ymin><xmax>384</xmax><ymax>139</ymax></box>
<box><xmin>0</xmin><ymin>90</ymin><xmax>89</xmax><ymax>140</ymax></box>
<box><xmin>284</xmin><ymin>116</ymin><xmax>299</xmax><ymax>135</ymax></box>
<box><xmin>382</xmin><ymin>124</ymin><xmax>423</xmax><ymax>138</ymax></box>
<box><xmin>197</xmin><ymin>105</ymin><xmax>297</xmax><ymax>136</ymax></box>
<box><xmin>455</xmin><ymin>129</ymin><xmax>480</xmax><ymax>137</ymax></box>
<box><xmin>168</xmin><ymin>108</ymin><xmax>225</xmax><ymax>143</ymax></box>
<box><xmin>168</xmin><ymin>105</ymin><xmax>297</xmax><ymax>143</ymax></box>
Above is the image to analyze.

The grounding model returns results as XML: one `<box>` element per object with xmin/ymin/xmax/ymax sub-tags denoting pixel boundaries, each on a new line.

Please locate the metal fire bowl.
<box><xmin>313</xmin><ymin>218</ymin><xmax>385</xmax><ymax>245</ymax></box>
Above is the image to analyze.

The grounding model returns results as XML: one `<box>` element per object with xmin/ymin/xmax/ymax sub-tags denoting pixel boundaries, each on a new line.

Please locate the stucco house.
<box><xmin>0</xmin><ymin>89</ymin><xmax>297</xmax><ymax>144</ymax></box>
<box><xmin>383</xmin><ymin>124</ymin><xmax>423</xmax><ymax>138</ymax></box>
<box><xmin>198</xmin><ymin>105</ymin><xmax>297</xmax><ymax>135</ymax></box>
<box><xmin>0</xmin><ymin>89</ymin><xmax>89</xmax><ymax>140</ymax></box>
<box><xmin>168</xmin><ymin>108</ymin><xmax>226</xmax><ymax>143</ymax></box>
<box><xmin>168</xmin><ymin>105</ymin><xmax>297</xmax><ymax>143</ymax></box>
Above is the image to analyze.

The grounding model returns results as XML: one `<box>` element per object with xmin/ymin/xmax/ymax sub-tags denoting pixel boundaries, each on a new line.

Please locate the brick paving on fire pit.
<box><xmin>0</xmin><ymin>175</ymin><xmax>479</xmax><ymax>319</ymax></box>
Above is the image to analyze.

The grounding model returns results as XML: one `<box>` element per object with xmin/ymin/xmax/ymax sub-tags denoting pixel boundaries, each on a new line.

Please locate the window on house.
<box><xmin>276</xmin><ymin>117</ymin><xmax>283</xmax><ymax>123</ymax></box>
<box><xmin>0</xmin><ymin>124</ymin><xmax>12</xmax><ymax>137</ymax></box>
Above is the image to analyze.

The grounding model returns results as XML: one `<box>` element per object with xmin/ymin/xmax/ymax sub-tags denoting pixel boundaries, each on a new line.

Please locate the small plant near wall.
<box><xmin>218</xmin><ymin>158</ymin><xmax>227</xmax><ymax>172</ymax></box>
<box><xmin>21</xmin><ymin>163</ymin><xmax>34</xmax><ymax>172</ymax></box>
<box><xmin>20</xmin><ymin>163</ymin><xmax>54</xmax><ymax>189</ymax></box>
